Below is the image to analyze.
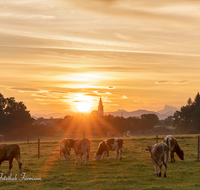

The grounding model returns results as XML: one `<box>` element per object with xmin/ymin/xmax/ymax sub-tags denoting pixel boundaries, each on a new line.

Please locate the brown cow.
<box><xmin>95</xmin><ymin>138</ymin><xmax>123</xmax><ymax>161</ymax></box>
<box><xmin>59</xmin><ymin>138</ymin><xmax>73</xmax><ymax>161</ymax></box>
<box><xmin>145</xmin><ymin>142</ymin><xmax>169</xmax><ymax>177</ymax></box>
<box><xmin>163</xmin><ymin>135</ymin><xmax>184</xmax><ymax>163</ymax></box>
<box><xmin>0</xmin><ymin>144</ymin><xmax>22</xmax><ymax>174</ymax></box>
<box><xmin>68</xmin><ymin>139</ymin><xmax>91</xmax><ymax>165</ymax></box>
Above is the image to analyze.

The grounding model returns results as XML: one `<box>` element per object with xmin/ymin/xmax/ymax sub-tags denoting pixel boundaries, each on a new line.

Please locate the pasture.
<box><xmin>1</xmin><ymin>135</ymin><xmax>200</xmax><ymax>190</ymax></box>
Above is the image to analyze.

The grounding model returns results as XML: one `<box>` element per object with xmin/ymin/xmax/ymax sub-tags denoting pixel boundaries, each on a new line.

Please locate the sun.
<box><xmin>76</xmin><ymin>102</ymin><xmax>91</xmax><ymax>112</ymax></box>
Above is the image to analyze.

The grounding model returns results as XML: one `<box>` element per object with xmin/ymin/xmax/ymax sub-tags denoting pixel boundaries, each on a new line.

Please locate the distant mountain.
<box><xmin>157</xmin><ymin>105</ymin><xmax>178</xmax><ymax>115</ymax></box>
<box><xmin>105</xmin><ymin>105</ymin><xmax>179</xmax><ymax>120</ymax></box>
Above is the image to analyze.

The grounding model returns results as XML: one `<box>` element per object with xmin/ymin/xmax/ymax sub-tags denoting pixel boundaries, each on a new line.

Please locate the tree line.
<box><xmin>1</xmin><ymin>92</ymin><xmax>200</xmax><ymax>140</ymax></box>
<box><xmin>0</xmin><ymin>93</ymin><xmax>56</xmax><ymax>140</ymax></box>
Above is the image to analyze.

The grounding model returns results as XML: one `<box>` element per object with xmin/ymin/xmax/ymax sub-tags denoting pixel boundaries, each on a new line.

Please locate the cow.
<box><xmin>145</xmin><ymin>142</ymin><xmax>169</xmax><ymax>177</ymax></box>
<box><xmin>163</xmin><ymin>135</ymin><xmax>184</xmax><ymax>163</ymax></box>
<box><xmin>68</xmin><ymin>138</ymin><xmax>91</xmax><ymax>165</ymax></box>
<box><xmin>0</xmin><ymin>144</ymin><xmax>22</xmax><ymax>174</ymax></box>
<box><xmin>59</xmin><ymin>138</ymin><xmax>73</xmax><ymax>161</ymax></box>
<box><xmin>95</xmin><ymin>138</ymin><xmax>123</xmax><ymax>161</ymax></box>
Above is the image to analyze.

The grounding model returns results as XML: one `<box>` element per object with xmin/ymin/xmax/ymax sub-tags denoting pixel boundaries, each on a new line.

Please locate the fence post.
<box><xmin>38</xmin><ymin>138</ymin><xmax>40</xmax><ymax>159</ymax></box>
<box><xmin>156</xmin><ymin>135</ymin><xmax>158</xmax><ymax>143</ymax></box>
<box><xmin>198</xmin><ymin>135</ymin><xmax>199</xmax><ymax>162</ymax></box>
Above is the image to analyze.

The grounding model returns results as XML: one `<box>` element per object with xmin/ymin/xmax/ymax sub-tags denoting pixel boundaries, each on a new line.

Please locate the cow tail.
<box><xmin>163</xmin><ymin>145</ymin><xmax>169</xmax><ymax>169</ymax></box>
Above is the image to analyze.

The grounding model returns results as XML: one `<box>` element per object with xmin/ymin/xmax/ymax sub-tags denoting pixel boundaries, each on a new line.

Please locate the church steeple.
<box><xmin>98</xmin><ymin>97</ymin><xmax>104</xmax><ymax>117</ymax></box>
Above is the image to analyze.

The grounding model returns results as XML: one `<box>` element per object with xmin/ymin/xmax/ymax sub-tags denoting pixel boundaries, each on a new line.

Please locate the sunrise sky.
<box><xmin>1</xmin><ymin>0</ymin><xmax>200</xmax><ymax>117</ymax></box>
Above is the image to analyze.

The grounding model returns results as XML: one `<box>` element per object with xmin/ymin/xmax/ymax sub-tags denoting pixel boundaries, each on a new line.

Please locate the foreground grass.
<box><xmin>1</xmin><ymin>135</ymin><xmax>200</xmax><ymax>190</ymax></box>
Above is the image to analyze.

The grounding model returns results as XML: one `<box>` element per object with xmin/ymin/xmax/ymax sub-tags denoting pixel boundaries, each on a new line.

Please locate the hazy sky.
<box><xmin>1</xmin><ymin>0</ymin><xmax>200</xmax><ymax>117</ymax></box>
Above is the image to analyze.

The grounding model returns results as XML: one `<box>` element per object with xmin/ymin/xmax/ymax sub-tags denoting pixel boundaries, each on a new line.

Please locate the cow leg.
<box><xmin>75</xmin><ymin>153</ymin><xmax>78</xmax><ymax>165</ymax></box>
<box><xmin>163</xmin><ymin>162</ymin><xmax>167</xmax><ymax>178</ymax></box>
<box><xmin>115</xmin><ymin>150</ymin><xmax>119</xmax><ymax>161</ymax></box>
<box><xmin>102</xmin><ymin>152</ymin><xmax>106</xmax><ymax>160</ymax></box>
<box><xmin>170</xmin><ymin>151</ymin><xmax>173</xmax><ymax>163</ymax></box>
<box><xmin>107</xmin><ymin>151</ymin><xmax>109</xmax><ymax>160</ymax></box>
<box><xmin>16</xmin><ymin>155</ymin><xmax>22</xmax><ymax>174</ymax></box>
<box><xmin>158</xmin><ymin>163</ymin><xmax>162</xmax><ymax>177</ymax></box>
<box><xmin>152</xmin><ymin>160</ymin><xmax>158</xmax><ymax>176</ymax></box>
<box><xmin>119</xmin><ymin>148</ymin><xmax>122</xmax><ymax>161</ymax></box>
<box><xmin>84</xmin><ymin>152</ymin><xmax>88</xmax><ymax>165</ymax></box>
<box><xmin>59</xmin><ymin>150</ymin><xmax>62</xmax><ymax>159</ymax></box>
<box><xmin>7</xmin><ymin>159</ymin><xmax>13</xmax><ymax>174</ymax></box>
<box><xmin>80</xmin><ymin>155</ymin><xmax>83</xmax><ymax>165</ymax></box>
<box><xmin>172</xmin><ymin>151</ymin><xmax>175</xmax><ymax>162</ymax></box>
<box><xmin>171</xmin><ymin>151</ymin><xmax>175</xmax><ymax>163</ymax></box>
<box><xmin>0</xmin><ymin>162</ymin><xmax>3</xmax><ymax>173</ymax></box>
<box><xmin>87</xmin><ymin>147</ymin><xmax>90</xmax><ymax>160</ymax></box>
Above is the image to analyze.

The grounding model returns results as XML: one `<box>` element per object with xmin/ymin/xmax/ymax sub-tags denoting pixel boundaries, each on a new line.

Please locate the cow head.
<box><xmin>94</xmin><ymin>153</ymin><xmax>101</xmax><ymax>160</ymax></box>
<box><xmin>145</xmin><ymin>146</ymin><xmax>152</xmax><ymax>152</ymax></box>
<box><xmin>63</xmin><ymin>147</ymin><xmax>71</xmax><ymax>161</ymax></box>
<box><xmin>95</xmin><ymin>141</ymin><xmax>106</xmax><ymax>160</ymax></box>
<box><xmin>178</xmin><ymin>149</ymin><xmax>184</xmax><ymax>160</ymax></box>
<box><xmin>68</xmin><ymin>139</ymin><xmax>75</xmax><ymax>148</ymax></box>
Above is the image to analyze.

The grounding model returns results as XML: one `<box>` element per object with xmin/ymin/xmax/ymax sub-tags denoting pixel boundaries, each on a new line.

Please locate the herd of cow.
<box><xmin>0</xmin><ymin>135</ymin><xmax>183</xmax><ymax>178</ymax></box>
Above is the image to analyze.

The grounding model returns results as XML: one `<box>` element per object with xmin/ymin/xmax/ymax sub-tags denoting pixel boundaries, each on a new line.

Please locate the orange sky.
<box><xmin>1</xmin><ymin>0</ymin><xmax>200</xmax><ymax>117</ymax></box>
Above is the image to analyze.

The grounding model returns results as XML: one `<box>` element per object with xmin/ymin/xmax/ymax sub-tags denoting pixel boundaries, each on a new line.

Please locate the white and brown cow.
<box><xmin>0</xmin><ymin>144</ymin><xmax>22</xmax><ymax>174</ymax></box>
<box><xmin>145</xmin><ymin>142</ymin><xmax>169</xmax><ymax>177</ymax></box>
<box><xmin>95</xmin><ymin>138</ymin><xmax>123</xmax><ymax>161</ymax></box>
<box><xmin>163</xmin><ymin>135</ymin><xmax>184</xmax><ymax>163</ymax></box>
<box><xmin>68</xmin><ymin>138</ymin><xmax>91</xmax><ymax>165</ymax></box>
<box><xmin>59</xmin><ymin>138</ymin><xmax>73</xmax><ymax>161</ymax></box>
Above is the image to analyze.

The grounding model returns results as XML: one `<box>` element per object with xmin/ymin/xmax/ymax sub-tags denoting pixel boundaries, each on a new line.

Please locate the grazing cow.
<box><xmin>95</xmin><ymin>138</ymin><xmax>123</xmax><ymax>161</ymax></box>
<box><xmin>68</xmin><ymin>138</ymin><xmax>91</xmax><ymax>165</ymax></box>
<box><xmin>163</xmin><ymin>135</ymin><xmax>184</xmax><ymax>163</ymax></box>
<box><xmin>0</xmin><ymin>144</ymin><xmax>22</xmax><ymax>174</ymax></box>
<box><xmin>145</xmin><ymin>142</ymin><xmax>169</xmax><ymax>177</ymax></box>
<box><xmin>59</xmin><ymin>138</ymin><xmax>73</xmax><ymax>161</ymax></box>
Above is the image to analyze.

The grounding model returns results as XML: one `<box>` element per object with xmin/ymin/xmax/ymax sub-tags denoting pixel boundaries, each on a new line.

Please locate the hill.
<box><xmin>105</xmin><ymin>105</ymin><xmax>179</xmax><ymax>120</ymax></box>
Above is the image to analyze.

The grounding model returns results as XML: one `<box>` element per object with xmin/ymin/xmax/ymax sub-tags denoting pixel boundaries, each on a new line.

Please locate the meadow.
<box><xmin>1</xmin><ymin>135</ymin><xmax>200</xmax><ymax>190</ymax></box>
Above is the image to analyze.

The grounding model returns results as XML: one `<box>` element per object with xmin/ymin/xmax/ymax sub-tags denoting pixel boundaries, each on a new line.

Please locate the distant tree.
<box><xmin>0</xmin><ymin>93</ymin><xmax>6</xmax><ymax>133</ymax></box>
<box><xmin>140</xmin><ymin>114</ymin><xmax>159</xmax><ymax>130</ymax></box>
<box><xmin>187</xmin><ymin>97</ymin><xmax>192</xmax><ymax>106</ymax></box>
<box><xmin>0</xmin><ymin>93</ymin><xmax>33</xmax><ymax>139</ymax></box>
<box><xmin>173</xmin><ymin>92</ymin><xmax>200</xmax><ymax>133</ymax></box>
<box><xmin>164</xmin><ymin>116</ymin><xmax>174</xmax><ymax>126</ymax></box>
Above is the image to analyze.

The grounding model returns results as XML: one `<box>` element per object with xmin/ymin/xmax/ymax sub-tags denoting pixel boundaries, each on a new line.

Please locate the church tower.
<box><xmin>98</xmin><ymin>97</ymin><xmax>104</xmax><ymax>117</ymax></box>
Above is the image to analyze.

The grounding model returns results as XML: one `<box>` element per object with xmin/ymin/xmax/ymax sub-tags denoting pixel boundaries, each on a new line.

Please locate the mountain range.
<box><xmin>105</xmin><ymin>105</ymin><xmax>179</xmax><ymax>120</ymax></box>
<box><xmin>32</xmin><ymin>105</ymin><xmax>179</xmax><ymax>120</ymax></box>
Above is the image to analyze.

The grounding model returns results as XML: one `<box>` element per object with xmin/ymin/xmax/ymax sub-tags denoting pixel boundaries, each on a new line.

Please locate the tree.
<box><xmin>140</xmin><ymin>114</ymin><xmax>159</xmax><ymax>130</ymax></box>
<box><xmin>173</xmin><ymin>92</ymin><xmax>200</xmax><ymax>133</ymax></box>
<box><xmin>0</xmin><ymin>93</ymin><xmax>33</xmax><ymax>139</ymax></box>
<box><xmin>0</xmin><ymin>93</ymin><xmax>6</xmax><ymax>133</ymax></box>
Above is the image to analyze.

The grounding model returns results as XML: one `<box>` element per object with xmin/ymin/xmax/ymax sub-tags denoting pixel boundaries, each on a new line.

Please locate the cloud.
<box><xmin>107</xmin><ymin>86</ymin><xmax>115</xmax><ymax>89</ymax></box>
<box><xmin>84</xmin><ymin>93</ymin><xmax>100</xmax><ymax>97</ymax></box>
<box><xmin>155</xmin><ymin>80</ymin><xmax>190</xmax><ymax>85</ymax></box>
<box><xmin>73</xmin><ymin>100</ymin><xmax>89</xmax><ymax>103</ymax></box>
<box><xmin>0</xmin><ymin>13</ymin><xmax>55</xmax><ymax>20</ymax></box>
<box><xmin>63</xmin><ymin>0</ymin><xmax>200</xmax><ymax>27</ymax></box>
<box><xmin>121</xmin><ymin>95</ymin><xmax>128</xmax><ymax>99</ymax></box>
<box><xmin>49</xmin><ymin>90</ymin><xmax>68</xmax><ymax>94</ymax></box>
<box><xmin>9</xmin><ymin>87</ymin><xmax>39</xmax><ymax>92</ymax></box>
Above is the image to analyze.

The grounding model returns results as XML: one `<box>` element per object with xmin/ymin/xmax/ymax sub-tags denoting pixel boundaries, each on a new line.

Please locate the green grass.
<box><xmin>1</xmin><ymin>135</ymin><xmax>200</xmax><ymax>189</ymax></box>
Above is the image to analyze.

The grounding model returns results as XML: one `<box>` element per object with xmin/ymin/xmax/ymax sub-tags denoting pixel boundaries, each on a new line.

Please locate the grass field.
<box><xmin>1</xmin><ymin>135</ymin><xmax>200</xmax><ymax>190</ymax></box>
